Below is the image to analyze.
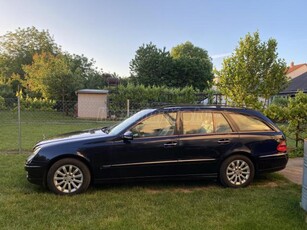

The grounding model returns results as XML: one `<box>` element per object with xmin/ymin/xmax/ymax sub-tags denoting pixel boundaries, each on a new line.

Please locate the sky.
<box><xmin>0</xmin><ymin>0</ymin><xmax>306</xmax><ymax>76</ymax></box>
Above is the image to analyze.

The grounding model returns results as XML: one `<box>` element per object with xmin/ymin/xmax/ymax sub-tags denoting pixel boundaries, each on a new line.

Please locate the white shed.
<box><xmin>76</xmin><ymin>89</ymin><xmax>108</xmax><ymax>119</ymax></box>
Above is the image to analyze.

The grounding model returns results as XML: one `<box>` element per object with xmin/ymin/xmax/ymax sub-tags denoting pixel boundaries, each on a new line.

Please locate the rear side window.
<box><xmin>182</xmin><ymin>112</ymin><xmax>213</xmax><ymax>134</ymax></box>
<box><xmin>228</xmin><ymin>113</ymin><xmax>272</xmax><ymax>131</ymax></box>
<box><xmin>213</xmin><ymin>113</ymin><xmax>233</xmax><ymax>133</ymax></box>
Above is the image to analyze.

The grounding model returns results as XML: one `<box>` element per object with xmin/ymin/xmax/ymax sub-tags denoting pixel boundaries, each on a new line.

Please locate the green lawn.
<box><xmin>0</xmin><ymin>154</ymin><xmax>306</xmax><ymax>229</ymax></box>
<box><xmin>0</xmin><ymin>111</ymin><xmax>117</xmax><ymax>151</ymax></box>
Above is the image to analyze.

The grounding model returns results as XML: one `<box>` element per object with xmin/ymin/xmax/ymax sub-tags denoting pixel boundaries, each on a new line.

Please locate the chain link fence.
<box><xmin>0</xmin><ymin>97</ymin><xmax>147</xmax><ymax>153</ymax></box>
<box><xmin>1</xmin><ymin>97</ymin><xmax>196</xmax><ymax>153</ymax></box>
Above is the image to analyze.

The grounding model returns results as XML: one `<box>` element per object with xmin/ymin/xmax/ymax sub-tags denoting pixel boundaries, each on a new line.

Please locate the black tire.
<box><xmin>47</xmin><ymin>158</ymin><xmax>91</xmax><ymax>195</ymax></box>
<box><xmin>219</xmin><ymin>155</ymin><xmax>254</xmax><ymax>188</ymax></box>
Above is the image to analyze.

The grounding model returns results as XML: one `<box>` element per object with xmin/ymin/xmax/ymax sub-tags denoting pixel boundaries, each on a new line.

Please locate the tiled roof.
<box><xmin>279</xmin><ymin>72</ymin><xmax>307</xmax><ymax>95</ymax></box>
<box><xmin>286</xmin><ymin>63</ymin><xmax>307</xmax><ymax>74</ymax></box>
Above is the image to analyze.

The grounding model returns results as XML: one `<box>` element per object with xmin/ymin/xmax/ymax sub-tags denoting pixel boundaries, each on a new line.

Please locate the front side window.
<box><xmin>228</xmin><ymin>113</ymin><xmax>272</xmax><ymax>131</ymax></box>
<box><xmin>130</xmin><ymin>113</ymin><xmax>176</xmax><ymax>138</ymax></box>
<box><xmin>182</xmin><ymin>112</ymin><xmax>214</xmax><ymax>134</ymax></box>
<box><xmin>108</xmin><ymin>109</ymin><xmax>155</xmax><ymax>135</ymax></box>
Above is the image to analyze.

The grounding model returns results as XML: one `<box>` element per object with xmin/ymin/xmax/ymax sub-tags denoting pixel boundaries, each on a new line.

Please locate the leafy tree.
<box><xmin>265</xmin><ymin>91</ymin><xmax>307</xmax><ymax>149</ymax></box>
<box><xmin>0</xmin><ymin>27</ymin><xmax>59</xmax><ymax>92</ymax></box>
<box><xmin>171</xmin><ymin>41</ymin><xmax>213</xmax><ymax>90</ymax></box>
<box><xmin>287</xmin><ymin>91</ymin><xmax>307</xmax><ymax>148</ymax></box>
<box><xmin>129</xmin><ymin>43</ymin><xmax>174</xmax><ymax>86</ymax></box>
<box><xmin>23</xmin><ymin>52</ymin><xmax>82</xmax><ymax>103</ymax></box>
<box><xmin>130</xmin><ymin>42</ymin><xmax>213</xmax><ymax>90</ymax></box>
<box><xmin>67</xmin><ymin>54</ymin><xmax>105</xmax><ymax>90</ymax></box>
<box><xmin>217</xmin><ymin>31</ymin><xmax>288</xmax><ymax>109</ymax></box>
<box><xmin>171</xmin><ymin>41</ymin><xmax>211</xmax><ymax>60</ymax></box>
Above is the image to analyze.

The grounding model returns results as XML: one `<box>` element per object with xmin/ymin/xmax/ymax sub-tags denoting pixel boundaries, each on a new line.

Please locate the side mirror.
<box><xmin>123</xmin><ymin>131</ymin><xmax>133</xmax><ymax>141</ymax></box>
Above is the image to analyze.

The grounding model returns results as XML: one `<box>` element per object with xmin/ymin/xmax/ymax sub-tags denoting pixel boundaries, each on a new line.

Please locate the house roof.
<box><xmin>76</xmin><ymin>89</ymin><xmax>109</xmax><ymax>94</ymax></box>
<box><xmin>279</xmin><ymin>72</ymin><xmax>307</xmax><ymax>95</ymax></box>
<box><xmin>286</xmin><ymin>63</ymin><xmax>307</xmax><ymax>74</ymax></box>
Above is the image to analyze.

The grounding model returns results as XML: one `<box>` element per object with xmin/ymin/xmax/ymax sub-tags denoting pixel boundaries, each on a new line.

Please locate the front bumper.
<box><xmin>25</xmin><ymin>164</ymin><xmax>46</xmax><ymax>186</ymax></box>
<box><xmin>257</xmin><ymin>152</ymin><xmax>288</xmax><ymax>173</ymax></box>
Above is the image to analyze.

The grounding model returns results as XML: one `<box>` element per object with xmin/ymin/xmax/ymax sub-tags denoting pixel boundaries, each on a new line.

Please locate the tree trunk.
<box><xmin>295</xmin><ymin>123</ymin><xmax>299</xmax><ymax>148</ymax></box>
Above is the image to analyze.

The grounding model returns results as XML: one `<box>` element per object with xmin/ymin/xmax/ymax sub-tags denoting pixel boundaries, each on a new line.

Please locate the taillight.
<box><xmin>277</xmin><ymin>140</ymin><xmax>287</xmax><ymax>152</ymax></box>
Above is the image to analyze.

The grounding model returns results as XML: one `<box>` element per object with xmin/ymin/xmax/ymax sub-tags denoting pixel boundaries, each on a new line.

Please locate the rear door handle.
<box><xmin>164</xmin><ymin>142</ymin><xmax>177</xmax><ymax>148</ymax></box>
<box><xmin>218</xmin><ymin>139</ymin><xmax>230</xmax><ymax>144</ymax></box>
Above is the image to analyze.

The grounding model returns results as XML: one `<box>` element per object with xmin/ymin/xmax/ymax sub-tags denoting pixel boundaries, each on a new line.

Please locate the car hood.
<box><xmin>35</xmin><ymin>129</ymin><xmax>108</xmax><ymax>147</ymax></box>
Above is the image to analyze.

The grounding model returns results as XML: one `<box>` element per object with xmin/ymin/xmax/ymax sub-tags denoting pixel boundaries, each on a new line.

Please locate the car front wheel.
<box><xmin>47</xmin><ymin>158</ymin><xmax>91</xmax><ymax>195</ymax></box>
<box><xmin>220</xmin><ymin>155</ymin><xmax>254</xmax><ymax>188</ymax></box>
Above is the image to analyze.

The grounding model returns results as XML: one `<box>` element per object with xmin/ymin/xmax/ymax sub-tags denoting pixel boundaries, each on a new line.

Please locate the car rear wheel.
<box><xmin>47</xmin><ymin>158</ymin><xmax>91</xmax><ymax>195</ymax></box>
<box><xmin>220</xmin><ymin>155</ymin><xmax>254</xmax><ymax>188</ymax></box>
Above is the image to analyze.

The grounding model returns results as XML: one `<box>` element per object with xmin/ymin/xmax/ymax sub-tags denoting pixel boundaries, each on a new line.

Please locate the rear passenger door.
<box><xmin>176</xmin><ymin>111</ymin><xmax>240</xmax><ymax>175</ymax></box>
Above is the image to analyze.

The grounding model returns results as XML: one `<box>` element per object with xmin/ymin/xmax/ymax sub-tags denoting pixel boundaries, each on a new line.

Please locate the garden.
<box><xmin>0</xmin><ymin>105</ymin><xmax>306</xmax><ymax>229</ymax></box>
<box><xmin>0</xmin><ymin>27</ymin><xmax>306</xmax><ymax>229</ymax></box>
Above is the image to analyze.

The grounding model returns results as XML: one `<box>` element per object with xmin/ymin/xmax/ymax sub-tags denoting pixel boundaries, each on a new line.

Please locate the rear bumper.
<box><xmin>25</xmin><ymin>164</ymin><xmax>46</xmax><ymax>186</ymax></box>
<box><xmin>257</xmin><ymin>152</ymin><xmax>288</xmax><ymax>173</ymax></box>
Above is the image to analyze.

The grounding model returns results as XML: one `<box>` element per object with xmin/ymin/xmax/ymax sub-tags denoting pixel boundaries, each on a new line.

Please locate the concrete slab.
<box><xmin>278</xmin><ymin>157</ymin><xmax>303</xmax><ymax>185</ymax></box>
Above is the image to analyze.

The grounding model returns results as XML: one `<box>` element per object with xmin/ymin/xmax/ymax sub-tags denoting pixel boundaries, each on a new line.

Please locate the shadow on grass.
<box><xmin>91</xmin><ymin>173</ymin><xmax>290</xmax><ymax>193</ymax></box>
<box><xmin>23</xmin><ymin>172</ymin><xmax>294</xmax><ymax>195</ymax></box>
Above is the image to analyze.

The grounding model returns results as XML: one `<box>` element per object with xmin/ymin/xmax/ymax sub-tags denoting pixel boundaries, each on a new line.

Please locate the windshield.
<box><xmin>108</xmin><ymin>109</ymin><xmax>156</xmax><ymax>135</ymax></box>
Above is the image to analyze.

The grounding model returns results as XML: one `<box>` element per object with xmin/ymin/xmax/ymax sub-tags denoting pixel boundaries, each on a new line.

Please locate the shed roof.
<box><xmin>76</xmin><ymin>89</ymin><xmax>109</xmax><ymax>94</ymax></box>
<box><xmin>279</xmin><ymin>72</ymin><xmax>307</xmax><ymax>95</ymax></box>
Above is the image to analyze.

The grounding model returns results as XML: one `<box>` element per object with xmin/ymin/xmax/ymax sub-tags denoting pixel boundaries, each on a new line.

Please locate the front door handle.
<box><xmin>217</xmin><ymin>139</ymin><xmax>230</xmax><ymax>144</ymax></box>
<box><xmin>164</xmin><ymin>142</ymin><xmax>177</xmax><ymax>148</ymax></box>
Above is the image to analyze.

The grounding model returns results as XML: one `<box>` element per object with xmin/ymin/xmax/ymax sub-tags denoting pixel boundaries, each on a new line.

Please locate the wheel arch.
<box><xmin>45</xmin><ymin>153</ymin><xmax>93</xmax><ymax>186</ymax></box>
<box><xmin>218</xmin><ymin>151</ymin><xmax>258</xmax><ymax>173</ymax></box>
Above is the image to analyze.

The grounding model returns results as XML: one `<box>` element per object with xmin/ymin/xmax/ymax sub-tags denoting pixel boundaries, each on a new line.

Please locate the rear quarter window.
<box><xmin>228</xmin><ymin>113</ymin><xmax>272</xmax><ymax>131</ymax></box>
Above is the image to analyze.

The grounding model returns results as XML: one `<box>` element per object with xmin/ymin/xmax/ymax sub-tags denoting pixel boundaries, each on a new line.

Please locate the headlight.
<box><xmin>26</xmin><ymin>147</ymin><xmax>41</xmax><ymax>164</ymax></box>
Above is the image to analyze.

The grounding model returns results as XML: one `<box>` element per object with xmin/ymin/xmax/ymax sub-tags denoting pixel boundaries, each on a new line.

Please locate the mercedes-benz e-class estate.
<box><xmin>25</xmin><ymin>106</ymin><xmax>288</xmax><ymax>194</ymax></box>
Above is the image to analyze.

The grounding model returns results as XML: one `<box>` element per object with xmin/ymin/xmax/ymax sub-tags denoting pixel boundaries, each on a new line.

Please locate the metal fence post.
<box><xmin>17</xmin><ymin>86</ymin><xmax>22</xmax><ymax>154</ymax></box>
<box><xmin>127</xmin><ymin>99</ymin><xmax>130</xmax><ymax>117</ymax></box>
<box><xmin>302</xmin><ymin>139</ymin><xmax>307</xmax><ymax>212</ymax></box>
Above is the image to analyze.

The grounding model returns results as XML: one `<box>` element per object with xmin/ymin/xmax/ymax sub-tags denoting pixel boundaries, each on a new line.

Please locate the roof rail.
<box><xmin>153</xmin><ymin>103</ymin><xmax>249</xmax><ymax>109</ymax></box>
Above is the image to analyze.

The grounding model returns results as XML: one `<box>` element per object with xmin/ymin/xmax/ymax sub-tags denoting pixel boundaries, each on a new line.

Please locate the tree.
<box><xmin>170</xmin><ymin>41</ymin><xmax>213</xmax><ymax>90</ymax></box>
<box><xmin>130</xmin><ymin>42</ymin><xmax>213</xmax><ymax>90</ymax></box>
<box><xmin>287</xmin><ymin>91</ymin><xmax>307</xmax><ymax>148</ymax></box>
<box><xmin>129</xmin><ymin>43</ymin><xmax>174</xmax><ymax>86</ymax></box>
<box><xmin>0</xmin><ymin>27</ymin><xmax>59</xmax><ymax>92</ymax></box>
<box><xmin>217</xmin><ymin>31</ymin><xmax>288</xmax><ymax>109</ymax></box>
<box><xmin>67</xmin><ymin>54</ymin><xmax>105</xmax><ymax>90</ymax></box>
<box><xmin>265</xmin><ymin>91</ymin><xmax>307</xmax><ymax>150</ymax></box>
<box><xmin>23</xmin><ymin>52</ymin><xmax>82</xmax><ymax>103</ymax></box>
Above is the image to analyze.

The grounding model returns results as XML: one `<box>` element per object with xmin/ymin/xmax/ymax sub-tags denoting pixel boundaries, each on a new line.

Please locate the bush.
<box><xmin>19</xmin><ymin>96</ymin><xmax>56</xmax><ymax>111</ymax></box>
<box><xmin>0</xmin><ymin>96</ymin><xmax>6</xmax><ymax>110</ymax></box>
<box><xmin>265</xmin><ymin>91</ymin><xmax>307</xmax><ymax>156</ymax></box>
<box><xmin>289</xmin><ymin>147</ymin><xmax>304</xmax><ymax>158</ymax></box>
<box><xmin>271</xmin><ymin>96</ymin><xmax>289</xmax><ymax>107</ymax></box>
<box><xmin>264</xmin><ymin>104</ymin><xmax>286</xmax><ymax>123</ymax></box>
<box><xmin>108</xmin><ymin>84</ymin><xmax>198</xmax><ymax>118</ymax></box>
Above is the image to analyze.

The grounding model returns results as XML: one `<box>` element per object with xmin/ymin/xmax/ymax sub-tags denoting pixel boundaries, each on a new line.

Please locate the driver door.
<box><xmin>109</xmin><ymin>112</ymin><xmax>179</xmax><ymax>179</ymax></box>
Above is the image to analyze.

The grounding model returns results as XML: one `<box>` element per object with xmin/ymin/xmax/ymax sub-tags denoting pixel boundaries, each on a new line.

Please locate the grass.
<box><xmin>0</xmin><ymin>111</ymin><xmax>117</xmax><ymax>151</ymax></box>
<box><xmin>0</xmin><ymin>153</ymin><xmax>306</xmax><ymax>229</ymax></box>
